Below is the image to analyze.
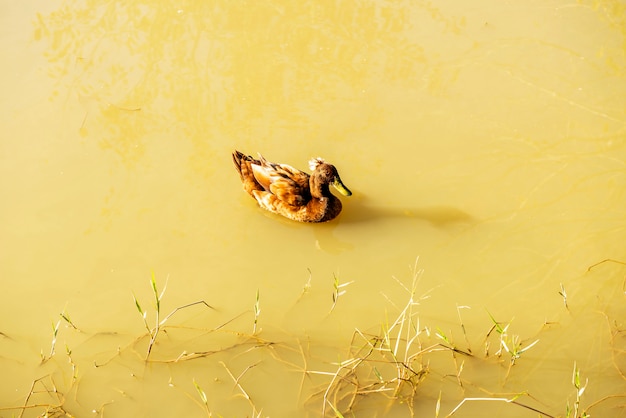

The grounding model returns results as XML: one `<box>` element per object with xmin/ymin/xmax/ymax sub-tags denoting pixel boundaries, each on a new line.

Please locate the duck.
<box><xmin>232</xmin><ymin>150</ymin><xmax>352</xmax><ymax>222</ymax></box>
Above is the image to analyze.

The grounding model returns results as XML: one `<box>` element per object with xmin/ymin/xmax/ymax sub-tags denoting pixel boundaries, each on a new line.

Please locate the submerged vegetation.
<box><xmin>1</xmin><ymin>262</ymin><xmax>625</xmax><ymax>417</ymax></box>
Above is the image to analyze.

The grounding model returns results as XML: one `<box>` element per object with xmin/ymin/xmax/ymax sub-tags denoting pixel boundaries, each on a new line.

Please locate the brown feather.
<box><xmin>232</xmin><ymin>150</ymin><xmax>351</xmax><ymax>222</ymax></box>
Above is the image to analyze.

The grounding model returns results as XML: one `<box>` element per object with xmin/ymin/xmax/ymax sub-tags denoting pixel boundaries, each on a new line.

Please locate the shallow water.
<box><xmin>1</xmin><ymin>0</ymin><xmax>625</xmax><ymax>417</ymax></box>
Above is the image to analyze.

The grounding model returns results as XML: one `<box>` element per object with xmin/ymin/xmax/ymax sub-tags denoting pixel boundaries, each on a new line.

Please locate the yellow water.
<box><xmin>1</xmin><ymin>0</ymin><xmax>625</xmax><ymax>417</ymax></box>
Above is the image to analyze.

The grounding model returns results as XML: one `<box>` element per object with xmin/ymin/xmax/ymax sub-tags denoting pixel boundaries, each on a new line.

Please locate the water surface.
<box><xmin>1</xmin><ymin>1</ymin><xmax>625</xmax><ymax>417</ymax></box>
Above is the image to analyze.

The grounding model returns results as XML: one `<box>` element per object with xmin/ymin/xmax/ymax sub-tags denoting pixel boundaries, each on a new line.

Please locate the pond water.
<box><xmin>1</xmin><ymin>1</ymin><xmax>625</xmax><ymax>417</ymax></box>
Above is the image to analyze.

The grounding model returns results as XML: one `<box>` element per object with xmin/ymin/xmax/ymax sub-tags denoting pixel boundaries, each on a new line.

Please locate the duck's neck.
<box><xmin>310</xmin><ymin>175</ymin><xmax>330</xmax><ymax>199</ymax></box>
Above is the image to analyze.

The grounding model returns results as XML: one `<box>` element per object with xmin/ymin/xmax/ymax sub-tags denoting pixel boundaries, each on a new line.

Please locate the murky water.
<box><xmin>1</xmin><ymin>0</ymin><xmax>625</xmax><ymax>417</ymax></box>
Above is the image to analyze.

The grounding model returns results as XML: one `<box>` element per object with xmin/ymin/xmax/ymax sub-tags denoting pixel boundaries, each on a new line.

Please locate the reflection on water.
<box><xmin>1</xmin><ymin>0</ymin><xmax>625</xmax><ymax>416</ymax></box>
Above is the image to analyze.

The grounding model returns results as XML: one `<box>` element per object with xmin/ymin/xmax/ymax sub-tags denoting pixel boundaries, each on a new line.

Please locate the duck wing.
<box><xmin>251</xmin><ymin>158</ymin><xmax>311</xmax><ymax>206</ymax></box>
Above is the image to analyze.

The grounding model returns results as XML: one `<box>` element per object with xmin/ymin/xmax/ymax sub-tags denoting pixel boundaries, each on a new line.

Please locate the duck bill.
<box><xmin>333</xmin><ymin>178</ymin><xmax>352</xmax><ymax>196</ymax></box>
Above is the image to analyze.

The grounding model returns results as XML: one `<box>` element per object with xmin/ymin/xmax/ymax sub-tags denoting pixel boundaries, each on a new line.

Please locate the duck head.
<box><xmin>309</xmin><ymin>157</ymin><xmax>352</xmax><ymax>197</ymax></box>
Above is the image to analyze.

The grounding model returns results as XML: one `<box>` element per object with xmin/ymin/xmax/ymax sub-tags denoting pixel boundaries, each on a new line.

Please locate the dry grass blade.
<box><xmin>586</xmin><ymin>258</ymin><xmax>626</xmax><ymax>271</ymax></box>
<box><xmin>220</xmin><ymin>361</ymin><xmax>262</xmax><ymax>415</ymax></box>
<box><xmin>0</xmin><ymin>375</ymin><xmax>73</xmax><ymax>418</ymax></box>
<box><xmin>444</xmin><ymin>395</ymin><xmax>555</xmax><ymax>418</ymax></box>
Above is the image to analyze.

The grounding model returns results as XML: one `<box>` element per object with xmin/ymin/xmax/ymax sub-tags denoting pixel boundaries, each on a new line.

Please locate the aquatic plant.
<box><xmin>132</xmin><ymin>272</ymin><xmax>214</xmax><ymax>360</ymax></box>
<box><xmin>3</xmin><ymin>263</ymin><xmax>625</xmax><ymax>417</ymax></box>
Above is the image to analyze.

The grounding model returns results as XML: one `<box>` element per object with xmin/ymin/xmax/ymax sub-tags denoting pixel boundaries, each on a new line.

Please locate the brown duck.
<box><xmin>232</xmin><ymin>151</ymin><xmax>352</xmax><ymax>222</ymax></box>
